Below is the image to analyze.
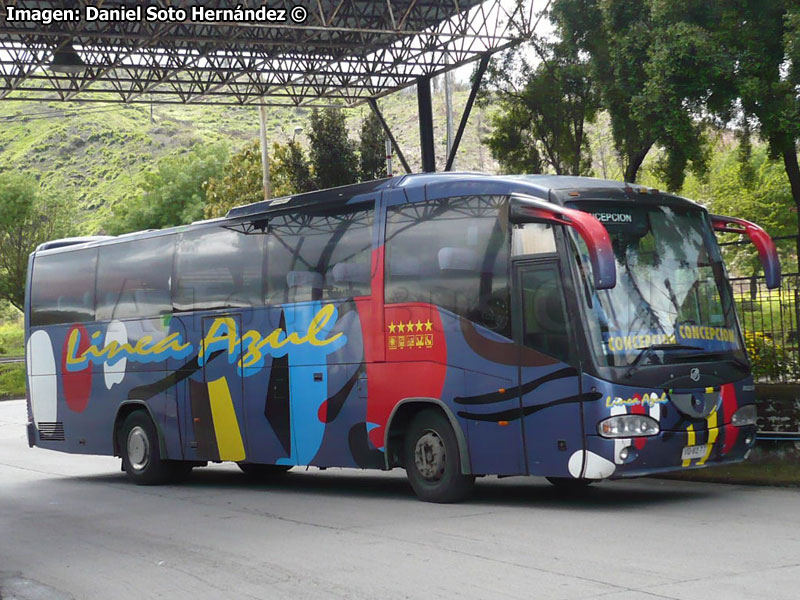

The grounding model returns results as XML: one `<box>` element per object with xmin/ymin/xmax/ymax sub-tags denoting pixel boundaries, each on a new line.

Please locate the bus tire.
<box><xmin>546</xmin><ymin>476</ymin><xmax>594</xmax><ymax>490</ymax></box>
<box><xmin>119</xmin><ymin>410</ymin><xmax>174</xmax><ymax>485</ymax></box>
<box><xmin>237</xmin><ymin>463</ymin><xmax>292</xmax><ymax>479</ymax></box>
<box><xmin>404</xmin><ymin>409</ymin><xmax>474</xmax><ymax>503</ymax></box>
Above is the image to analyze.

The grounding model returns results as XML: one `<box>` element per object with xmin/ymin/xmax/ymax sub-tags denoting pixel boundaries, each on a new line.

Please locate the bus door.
<box><xmin>512</xmin><ymin>260</ymin><xmax>585</xmax><ymax>477</ymax></box>
<box><xmin>184</xmin><ymin>314</ymin><xmax>247</xmax><ymax>463</ymax></box>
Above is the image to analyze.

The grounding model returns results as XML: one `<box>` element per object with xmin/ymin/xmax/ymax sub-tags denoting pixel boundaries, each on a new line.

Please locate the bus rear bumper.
<box><xmin>27</xmin><ymin>421</ymin><xmax>36</xmax><ymax>448</ymax></box>
<box><xmin>584</xmin><ymin>423</ymin><xmax>758</xmax><ymax>480</ymax></box>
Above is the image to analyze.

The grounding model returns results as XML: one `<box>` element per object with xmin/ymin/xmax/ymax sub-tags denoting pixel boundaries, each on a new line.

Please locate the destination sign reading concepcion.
<box><xmin>5</xmin><ymin>4</ymin><xmax>309</xmax><ymax>25</ymax></box>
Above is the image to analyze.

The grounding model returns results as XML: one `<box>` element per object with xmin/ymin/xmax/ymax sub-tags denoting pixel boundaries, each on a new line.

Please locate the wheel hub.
<box><xmin>127</xmin><ymin>426</ymin><xmax>150</xmax><ymax>471</ymax></box>
<box><xmin>414</xmin><ymin>431</ymin><xmax>446</xmax><ymax>481</ymax></box>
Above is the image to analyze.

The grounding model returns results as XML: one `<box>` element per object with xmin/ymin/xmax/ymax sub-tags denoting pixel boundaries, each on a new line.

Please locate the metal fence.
<box><xmin>722</xmin><ymin>234</ymin><xmax>799</xmax><ymax>383</ymax></box>
<box><xmin>730</xmin><ymin>272</ymin><xmax>799</xmax><ymax>383</ymax></box>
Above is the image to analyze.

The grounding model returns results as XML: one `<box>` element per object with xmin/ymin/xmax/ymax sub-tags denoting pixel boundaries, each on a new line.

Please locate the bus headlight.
<box><xmin>598</xmin><ymin>415</ymin><xmax>660</xmax><ymax>438</ymax></box>
<box><xmin>732</xmin><ymin>405</ymin><xmax>757</xmax><ymax>427</ymax></box>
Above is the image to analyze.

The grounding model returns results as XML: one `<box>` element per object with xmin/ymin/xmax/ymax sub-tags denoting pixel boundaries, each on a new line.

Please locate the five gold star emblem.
<box><xmin>387</xmin><ymin>317</ymin><xmax>435</xmax><ymax>346</ymax></box>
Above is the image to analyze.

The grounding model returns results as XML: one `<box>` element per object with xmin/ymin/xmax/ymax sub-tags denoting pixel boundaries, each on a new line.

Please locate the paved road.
<box><xmin>1</xmin><ymin>399</ymin><xmax>798</xmax><ymax>600</ymax></box>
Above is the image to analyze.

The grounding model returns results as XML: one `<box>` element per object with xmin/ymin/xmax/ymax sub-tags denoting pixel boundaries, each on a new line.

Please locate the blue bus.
<box><xmin>24</xmin><ymin>174</ymin><xmax>780</xmax><ymax>502</ymax></box>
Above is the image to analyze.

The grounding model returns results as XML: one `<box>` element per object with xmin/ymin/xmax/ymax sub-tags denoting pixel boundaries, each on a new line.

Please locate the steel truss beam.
<box><xmin>0</xmin><ymin>0</ymin><xmax>536</xmax><ymax>106</ymax></box>
<box><xmin>367</xmin><ymin>97</ymin><xmax>411</xmax><ymax>174</ymax></box>
<box><xmin>445</xmin><ymin>52</ymin><xmax>489</xmax><ymax>171</ymax></box>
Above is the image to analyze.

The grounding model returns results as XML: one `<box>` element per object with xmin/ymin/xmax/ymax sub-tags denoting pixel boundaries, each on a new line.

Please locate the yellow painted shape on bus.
<box><xmin>682</xmin><ymin>425</ymin><xmax>696</xmax><ymax>467</ymax></box>
<box><xmin>207</xmin><ymin>377</ymin><xmax>246</xmax><ymax>462</ymax></box>
<box><xmin>697</xmin><ymin>410</ymin><xmax>718</xmax><ymax>466</ymax></box>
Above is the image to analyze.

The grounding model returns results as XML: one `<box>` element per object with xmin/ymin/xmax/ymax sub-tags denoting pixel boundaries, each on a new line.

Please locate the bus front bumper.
<box><xmin>584</xmin><ymin>423</ymin><xmax>758</xmax><ymax>479</ymax></box>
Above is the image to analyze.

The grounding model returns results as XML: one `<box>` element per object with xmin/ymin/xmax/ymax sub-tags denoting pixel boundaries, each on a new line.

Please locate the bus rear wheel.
<box><xmin>119</xmin><ymin>411</ymin><xmax>175</xmax><ymax>485</ymax></box>
<box><xmin>404</xmin><ymin>410</ymin><xmax>474</xmax><ymax>503</ymax></box>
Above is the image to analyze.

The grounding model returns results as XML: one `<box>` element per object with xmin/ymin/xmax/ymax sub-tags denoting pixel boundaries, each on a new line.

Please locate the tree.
<box><xmin>483</xmin><ymin>39</ymin><xmax>599</xmax><ymax>175</ymax></box>
<box><xmin>308</xmin><ymin>107</ymin><xmax>359</xmax><ymax>189</ymax></box>
<box><xmin>204</xmin><ymin>140</ymin><xmax>315</xmax><ymax>219</ymax></box>
<box><xmin>682</xmin><ymin>144</ymin><xmax>798</xmax><ymax>276</ymax></box>
<box><xmin>359</xmin><ymin>110</ymin><xmax>387</xmax><ymax>181</ymax></box>
<box><xmin>204</xmin><ymin>141</ymin><xmax>262</xmax><ymax>219</ymax></box>
<box><xmin>272</xmin><ymin>140</ymin><xmax>314</xmax><ymax>196</ymax></box>
<box><xmin>0</xmin><ymin>173</ymin><xmax>74</xmax><ymax>310</ymax></box>
<box><xmin>105</xmin><ymin>143</ymin><xmax>228</xmax><ymax>234</ymax></box>
<box><xmin>645</xmin><ymin>0</ymin><xmax>800</xmax><ymax>266</ymax></box>
<box><xmin>485</xmin><ymin>101</ymin><xmax>544</xmax><ymax>174</ymax></box>
<box><xmin>551</xmin><ymin>0</ymin><xmax>708</xmax><ymax>187</ymax></box>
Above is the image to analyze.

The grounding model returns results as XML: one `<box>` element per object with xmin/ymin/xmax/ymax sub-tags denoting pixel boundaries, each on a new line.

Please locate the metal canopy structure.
<box><xmin>0</xmin><ymin>1</ymin><xmax>536</xmax><ymax>107</ymax></box>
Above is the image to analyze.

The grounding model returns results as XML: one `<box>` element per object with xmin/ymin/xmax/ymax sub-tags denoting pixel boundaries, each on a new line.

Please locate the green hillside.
<box><xmin>0</xmin><ymin>86</ymin><xmax>497</xmax><ymax>234</ymax></box>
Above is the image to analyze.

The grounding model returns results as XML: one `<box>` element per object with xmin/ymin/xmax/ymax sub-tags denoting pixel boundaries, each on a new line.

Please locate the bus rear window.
<box><xmin>30</xmin><ymin>248</ymin><xmax>97</xmax><ymax>327</ymax></box>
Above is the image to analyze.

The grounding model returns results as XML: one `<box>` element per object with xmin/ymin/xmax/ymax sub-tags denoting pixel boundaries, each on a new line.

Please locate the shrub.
<box><xmin>0</xmin><ymin>363</ymin><xmax>25</xmax><ymax>400</ymax></box>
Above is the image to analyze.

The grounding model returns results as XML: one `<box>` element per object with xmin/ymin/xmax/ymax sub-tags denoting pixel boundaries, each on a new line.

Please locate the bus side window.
<box><xmin>385</xmin><ymin>195</ymin><xmax>510</xmax><ymax>336</ymax></box>
<box><xmin>95</xmin><ymin>235</ymin><xmax>175</xmax><ymax>321</ymax></box>
<box><xmin>30</xmin><ymin>248</ymin><xmax>97</xmax><ymax>327</ymax></box>
<box><xmin>173</xmin><ymin>225</ymin><xmax>265</xmax><ymax>312</ymax></box>
<box><xmin>265</xmin><ymin>204</ymin><xmax>374</xmax><ymax>304</ymax></box>
<box><xmin>512</xmin><ymin>223</ymin><xmax>556</xmax><ymax>256</ymax></box>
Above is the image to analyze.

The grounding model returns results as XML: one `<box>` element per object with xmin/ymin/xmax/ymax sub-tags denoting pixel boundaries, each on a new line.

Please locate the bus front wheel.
<box><xmin>119</xmin><ymin>411</ymin><xmax>175</xmax><ymax>485</ymax></box>
<box><xmin>404</xmin><ymin>410</ymin><xmax>474</xmax><ymax>503</ymax></box>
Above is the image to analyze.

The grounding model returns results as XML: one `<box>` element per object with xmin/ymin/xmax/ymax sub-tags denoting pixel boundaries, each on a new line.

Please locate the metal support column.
<box><xmin>445</xmin><ymin>54</ymin><xmax>491</xmax><ymax>172</ymax></box>
<box><xmin>417</xmin><ymin>75</ymin><xmax>435</xmax><ymax>173</ymax></box>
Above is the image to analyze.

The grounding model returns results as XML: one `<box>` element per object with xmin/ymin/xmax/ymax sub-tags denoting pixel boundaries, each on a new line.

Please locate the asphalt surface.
<box><xmin>1</xmin><ymin>399</ymin><xmax>799</xmax><ymax>600</ymax></box>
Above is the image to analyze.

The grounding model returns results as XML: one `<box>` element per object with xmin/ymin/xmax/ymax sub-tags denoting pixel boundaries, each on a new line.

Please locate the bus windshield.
<box><xmin>569</xmin><ymin>201</ymin><xmax>746</xmax><ymax>368</ymax></box>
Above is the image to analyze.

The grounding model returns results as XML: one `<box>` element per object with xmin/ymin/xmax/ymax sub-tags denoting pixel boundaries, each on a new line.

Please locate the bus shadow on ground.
<box><xmin>70</xmin><ymin>466</ymin><xmax>720</xmax><ymax>509</ymax></box>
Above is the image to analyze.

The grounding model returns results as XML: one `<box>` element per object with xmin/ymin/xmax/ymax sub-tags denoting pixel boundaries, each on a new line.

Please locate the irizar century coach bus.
<box><xmin>24</xmin><ymin>174</ymin><xmax>780</xmax><ymax>503</ymax></box>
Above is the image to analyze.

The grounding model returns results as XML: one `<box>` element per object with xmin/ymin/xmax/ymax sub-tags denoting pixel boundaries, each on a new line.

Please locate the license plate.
<box><xmin>681</xmin><ymin>444</ymin><xmax>709</xmax><ymax>460</ymax></box>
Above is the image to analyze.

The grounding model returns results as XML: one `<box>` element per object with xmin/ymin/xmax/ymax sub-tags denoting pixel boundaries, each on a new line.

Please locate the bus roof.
<box><xmin>35</xmin><ymin>236</ymin><xmax>114</xmax><ymax>252</ymax></box>
<box><xmin>35</xmin><ymin>173</ymin><xmax>698</xmax><ymax>256</ymax></box>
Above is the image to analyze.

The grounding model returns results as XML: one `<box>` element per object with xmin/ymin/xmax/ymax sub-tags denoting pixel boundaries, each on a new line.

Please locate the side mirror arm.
<box><xmin>710</xmin><ymin>214</ymin><xmax>781</xmax><ymax>290</ymax></box>
<box><xmin>510</xmin><ymin>194</ymin><xmax>616</xmax><ymax>289</ymax></box>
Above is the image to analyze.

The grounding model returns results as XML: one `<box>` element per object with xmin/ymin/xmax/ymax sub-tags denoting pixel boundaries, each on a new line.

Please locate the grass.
<box><xmin>0</xmin><ymin>320</ymin><xmax>24</xmax><ymax>357</ymax></box>
<box><xmin>0</xmin><ymin>309</ymin><xmax>25</xmax><ymax>399</ymax></box>
<box><xmin>0</xmin><ymin>87</ymin><xmax>497</xmax><ymax>235</ymax></box>
<box><xmin>658</xmin><ymin>445</ymin><xmax>800</xmax><ymax>487</ymax></box>
<box><xmin>0</xmin><ymin>363</ymin><xmax>25</xmax><ymax>400</ymax></box>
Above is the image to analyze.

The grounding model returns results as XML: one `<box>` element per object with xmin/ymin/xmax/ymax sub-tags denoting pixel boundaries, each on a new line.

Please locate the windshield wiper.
<box><xmin>625</xmin><ymin>344</ymin><xmax>704</xmax><ymax>378</ymax></box>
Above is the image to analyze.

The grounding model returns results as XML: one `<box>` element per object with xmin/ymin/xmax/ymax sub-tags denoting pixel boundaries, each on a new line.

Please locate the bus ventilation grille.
<box><xmin>38</xmin><ymin>422</ymin><xmax>65</xmax><ymax>441</ymax></box>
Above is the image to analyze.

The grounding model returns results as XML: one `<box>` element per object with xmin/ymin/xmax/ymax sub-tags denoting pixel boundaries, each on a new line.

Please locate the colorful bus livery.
<box><xmin>25</xmin><ymin>174</ymin><xmax>779</xmax><ymax>502</ymax></box>
<box><xmin>62</xmin><ymin>305</ymin><xmax>345</xmax><ymax>374</ymax></box>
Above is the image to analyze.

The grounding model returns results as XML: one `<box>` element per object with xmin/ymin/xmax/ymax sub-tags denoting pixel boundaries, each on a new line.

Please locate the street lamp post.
<box><xmin>258</xmin><ymin>104</ymin><xmax>271</xmax><ymax>201</ymax></box>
